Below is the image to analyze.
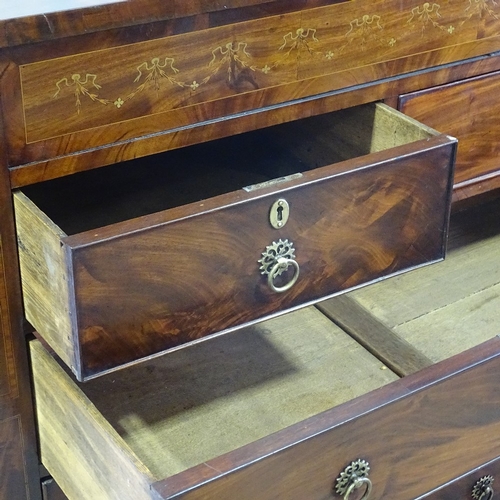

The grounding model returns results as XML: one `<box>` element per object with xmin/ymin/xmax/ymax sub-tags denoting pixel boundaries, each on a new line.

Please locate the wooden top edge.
<box><xmin>0</xmin><ymin>0</ymin><xmax>343</xmax><ymax>49</ymax></box>
<box><xmin>60</xmin><ymin>132</ymin><xmax>454</xmax><ymax>249</ymax></box>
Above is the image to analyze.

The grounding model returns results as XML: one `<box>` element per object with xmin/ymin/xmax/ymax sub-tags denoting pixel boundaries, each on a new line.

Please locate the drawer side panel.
<box><xmin>13</xmin><ymin>192</ymin><xmax>77</xmax><ymax>372</ymax></box>
<box><xmin>30</xmin><ymin>340</ymin><xmax>154</xmax><ymax>500</ymax></box>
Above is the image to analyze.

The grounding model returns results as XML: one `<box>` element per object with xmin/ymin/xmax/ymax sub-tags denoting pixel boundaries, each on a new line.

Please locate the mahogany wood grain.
<box><xmin>0</xmin><ymin>92</ymin><xmax>43</xmax><ymax>498</ymax></box>
<box><xmin>8</xmin><ymin>50</ymin><xmax>500</xmax><ymax>189</ymax></box>
<box><xmin>0</xmin><ymin>1</ymin><xmax>344</xmax><ymax>48</ymax></box>
<box><xmin>15</xmin><ymin>104</ymin><xmax>455</xmax><ymax>379</ymax></box>
<box><xmin>0</xmin><ymin>1</ymin><xmax>499</xmax><ymax>497</ymax></box>
<box><xmin>0</xmin><ymin>417</ymin><xmax>31</xmax><ymax>499</ymax></box>
<box><xmin>399</xmin><ymin>70</ymin><xmax>500</xmax><ymax>200</ymax></box>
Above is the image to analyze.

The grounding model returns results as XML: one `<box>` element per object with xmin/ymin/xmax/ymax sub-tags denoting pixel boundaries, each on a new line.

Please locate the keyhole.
<box><xmin>277</xmin><ymin>205</ymin><xmax>284</xmax><ymax>221</ymax></box>
<box><xmin>270</xmin><ymin>198</ymin><xmax>289</xmax><ymax>229</ymax></box>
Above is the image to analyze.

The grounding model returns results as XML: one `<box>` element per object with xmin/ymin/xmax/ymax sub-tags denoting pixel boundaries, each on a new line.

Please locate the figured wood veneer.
<box><xmin>15</xmin><ymin>103</ymin><xmax>455</xmax><ymax>380</ymax></box>
<box><xmin>420</xmin><ymin>456</ymin><xmax>500</xmax><ymax>498</ymax></box>
<box><xmin>18</xmin><ymin>0</ymin><xmax>500</xmax><ymax>145</ymax></box>
<box><xmin>400</xmin><ymin>71</ymin><xmax>500</xmax><ymax>200</ymax></box>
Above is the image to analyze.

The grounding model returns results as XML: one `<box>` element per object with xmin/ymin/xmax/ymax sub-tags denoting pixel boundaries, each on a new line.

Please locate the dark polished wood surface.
<box><xmin>421</xmin><ymin>455</ymin><xmax>500</xmax><ymax>499</ymax></box>
<box><xmin>2</xmin><ymin>0</ymin><xmax>499</xmax><ymax>183</ymax></box>
<box><xmin>71</xmin><ymin>138</ymin><xmax>454</xmax><ymax>379</ymax></box>
<box><xmin>0</xmin><ymin>109</ymin><xmax>42</xmax><ymax>498</ymax></box>
<box><xmin>0</xmin><ymin>1</ymin><xmax>344</xmax><ymax>47</ymax></box>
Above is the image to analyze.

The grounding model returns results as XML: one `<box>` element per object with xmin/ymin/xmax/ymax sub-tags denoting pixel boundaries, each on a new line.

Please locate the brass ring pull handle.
<box><xmin>258</xmin><ymin>239</ymin><xmax>299</xmax><ymax>293</ymax></box>
<box><xmin>344</xmin><ymin>476</ymin><xmax>372</xmax><ymax>500</ymax></box>
<box><xmin>473</xmin><ymin>476</ymin><xmax>495</xmax><ymax>500</ymax></box>
<box><xmin>335</xmin><ymin>460</ymin><xmax>372</xmax><ymax>500</ymax></box>
<box><xmin>267</xmin><ymin>257</ymin><xmax>300</xmax><ymax>293</ymax></box>
<box><xmin>344</xmin><ymin>477</ymin><xmax>372</xmax><ymax>500</ymax></box>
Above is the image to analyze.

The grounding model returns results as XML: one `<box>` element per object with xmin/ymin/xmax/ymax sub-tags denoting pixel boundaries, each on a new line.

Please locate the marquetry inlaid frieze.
<box><xmin>19</xmin><ymin>0</ymin><xmax>500</xmax><ymax>144</ymax></box>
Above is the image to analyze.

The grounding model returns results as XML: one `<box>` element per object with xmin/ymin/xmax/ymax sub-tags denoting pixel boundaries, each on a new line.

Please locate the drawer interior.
<box><xmin>31</xmin><ymin>306</ymin><xmax>398</xmax><ymax>499</ymax></box>
<box><xmin>15</xmin><ymin>99</ymin><xmax>452</xmax><ymax>381</ymax></box>
<box><xmin>19</xmin><ymin>102</ymin><xmax>435</xmax><ymax>236</ymax></box>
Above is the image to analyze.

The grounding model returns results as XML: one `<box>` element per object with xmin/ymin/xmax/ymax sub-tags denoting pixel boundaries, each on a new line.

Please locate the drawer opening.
<box><xmin>19</xmin><ymin>102</ymin><xmax>434</xmax><ymax>236</ymax></box>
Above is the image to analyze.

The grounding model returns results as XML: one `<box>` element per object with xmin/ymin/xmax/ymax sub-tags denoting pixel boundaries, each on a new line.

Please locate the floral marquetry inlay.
<box><xmin>18</xmin><ymin>0</ymin><xmax>500</xmax><ymax>145</ymax></box>
<box><xmin>54</xmin><ymin>73</ymin><xmax>111</xmax><ymax>114</ymax></box>
<box><xmin>407</xmin><ymin>4</ymin><xmax>448</xmax><ymax>33</ymax></box>
<box><xmin>465</xmin><ymin>0</ymin><xmax>499</xmax><ymax>21</ymax></box>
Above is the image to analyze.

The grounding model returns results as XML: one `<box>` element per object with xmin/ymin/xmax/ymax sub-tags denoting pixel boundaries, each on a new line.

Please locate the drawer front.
<box><xmin>72</xmin><ymin>142</ymin><xmax>453</xmax><ymax>379</ymax></box>
<box><xmin>420</xmin><ymin>456</ymin><xmax>500</xmax><ymax>499</ymax></box>
<box><xmin>399</xmin><ymin>71</ymin><xmax>500</xmax><ymax>199</ymax></box>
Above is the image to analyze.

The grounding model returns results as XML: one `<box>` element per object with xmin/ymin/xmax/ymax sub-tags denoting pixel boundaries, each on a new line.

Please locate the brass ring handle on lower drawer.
<box><xmin>335</xmin><ymin>459</ymin><xmax>372</xmax><ymax>500</ymax></box>
<box><xmin>473</xmin><ymin>476</ymin><xmax>495</xmax><ymax>500</ymax></box>
<box><xmin>258</xmin><ymin>239</ymin><xmax>299</xmax><ymax>293</ymax></box>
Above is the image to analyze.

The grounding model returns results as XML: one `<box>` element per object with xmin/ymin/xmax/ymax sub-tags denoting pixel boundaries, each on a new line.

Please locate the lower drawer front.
<box><xmin>16</xmin><ymin>102</ymin><xmax>455</xmax><ymax>381</ymax></box>
<box><xmin>421</xmin><ymin>456</ymin><xmax>500</xmax><ymax>499</ymax></box>
<box><xmin>160</xmin><ymin>345</ymin><xmax>500</xmax><ymax>500</ymax></box>
<box><xmin>31</xmin><ymin>311</ymin><xmax>500</xmax><ymax>500</ymax></box>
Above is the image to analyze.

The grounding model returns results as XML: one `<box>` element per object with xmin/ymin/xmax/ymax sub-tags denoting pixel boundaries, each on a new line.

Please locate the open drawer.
<box><xmin>31</xmin><ymin>318</ymin><xmax>500</xmax><ymax>500</ymax></box>
<box><xmin>15</xmin><ymin>103</ymin><xmax>455</xmax><ymax>380</ymax></box>
<box><xmin>31</xmin><ymin>198</ymin><xmax>500</xmax><ymax>500</ymax></box>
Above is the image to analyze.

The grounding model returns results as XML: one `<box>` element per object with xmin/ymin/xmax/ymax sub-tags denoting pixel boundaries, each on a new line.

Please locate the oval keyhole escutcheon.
<box><xmin>270</xmin><ymin>199</ymin><xmax>290</xmax><ymax>229</ymax></box>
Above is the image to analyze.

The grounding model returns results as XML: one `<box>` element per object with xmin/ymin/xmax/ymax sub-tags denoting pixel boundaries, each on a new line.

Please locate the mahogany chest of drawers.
<box><xmin>2</xmin><ymin>1</ymin><xmax>500</xmax><ymax>499</ymax></box>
